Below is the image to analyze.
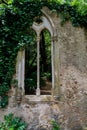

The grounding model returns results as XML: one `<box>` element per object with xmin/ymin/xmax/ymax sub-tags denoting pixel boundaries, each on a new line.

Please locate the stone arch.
<box><xmin>16</xmin><ymin>7</ymin><xmax>59</xmax><ymax>99</ymax></box>
<box><xmin>32</xmin><ymin>8</ymin><xmax>57</xmax><ymax>95</ymax></box>
<box><xmin>32</xmin><ymin>7</ymin><xmax>57</xmax><ymax>37</ymax></box>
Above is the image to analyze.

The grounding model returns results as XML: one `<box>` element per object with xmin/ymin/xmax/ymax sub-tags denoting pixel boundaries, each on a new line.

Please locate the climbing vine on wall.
<box><xmin>0</xmin><ymin>0</ymin><xmax>87</xmax><ymax>108</ymax></box>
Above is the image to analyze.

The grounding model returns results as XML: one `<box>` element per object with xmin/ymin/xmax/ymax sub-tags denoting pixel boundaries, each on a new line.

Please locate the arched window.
<box><xmin>24</xmin><ymin>29</ymin><xmax>52</xmax><ymax>95</ymax></box>
<box><xmin>40</xmin><ymin>29</ymin><xmax>52</xmax><ymax>95</ymax></box>
<box><xmin>16</xmin><ymin>10</ymin><xmax>59</xmax><ymax>100</ymax></box>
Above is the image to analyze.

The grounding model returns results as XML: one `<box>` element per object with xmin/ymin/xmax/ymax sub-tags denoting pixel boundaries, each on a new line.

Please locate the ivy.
<box><xmin>0</xmin><ymin>113</ymin><xmax>27</xmax><ymax>129</ymax></box>
<box><xmin>0</xmin><ymin>0</ymin><xmax>87</xmax><ymax>108</ymax></box>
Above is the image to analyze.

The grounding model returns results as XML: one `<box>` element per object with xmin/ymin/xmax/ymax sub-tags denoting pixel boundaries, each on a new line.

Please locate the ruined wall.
<box><xmin>56</xmin><ymin>16</ymin><xmax>87</xmax><ymax>130</ymax></box>
<box><xmin>0</xmin><ymin>7</ymin><xmax>87</xmax><ymax>130</ymax></box>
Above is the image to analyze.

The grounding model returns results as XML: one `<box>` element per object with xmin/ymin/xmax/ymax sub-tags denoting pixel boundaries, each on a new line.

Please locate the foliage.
<box><xmin>0</xmin><ymin>113</ymin><xmax>27</xmax><ymax>130</ymax></box>
<box><xmin>52</xmin><ymin>120</ymin><xmax>60</xmax><ymax>130</ymax></box>
<box><xmin>25</xmin><ymin>72</ymin><xmax>37</xmax><ymax>92</ymax></box>
<box><xmin>0</xmin><ymin>96</ymin><xmax>8</xmax><ymax>108</ymax></box>
<box><xmin>25</xmin><ymin>72</ymin><xmax>46</xmax><ymax>94</ymax></box>
<box><xmin>41</xmin><ymin>72</ymin><xmax>52</xmax><ymax>81</ymax></box>
<box><xmin>0</xmin><ymin>0</ymin><xmax>87</xmax><ymax>107</ymax></box>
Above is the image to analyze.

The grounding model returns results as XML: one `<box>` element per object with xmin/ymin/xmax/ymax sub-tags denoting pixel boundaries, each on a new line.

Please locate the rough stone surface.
<box><xmin>57</xmin><ymin>20</ymin><xmax>87</xmax><ymax>130</ymax></box>
<box><xmin>0</xmin><ymin>101</ymin><xmax>60</xmax><ymax>130</ymax></box>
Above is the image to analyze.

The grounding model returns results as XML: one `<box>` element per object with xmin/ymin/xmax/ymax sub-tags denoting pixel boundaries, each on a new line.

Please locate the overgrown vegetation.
<box><xmin>52</xmin><ymin>120</ymin><xmax>60</xmax><ymax>130</ymax></box>
<box><xmin>0</xmin><ymin>0</ymin><xmax>87</xmax><ymax>107</ymax></box>
<box><xmin>0</xmin><ymin>113</ymin><xmax>27</xmax><ymax>130</ymax></box>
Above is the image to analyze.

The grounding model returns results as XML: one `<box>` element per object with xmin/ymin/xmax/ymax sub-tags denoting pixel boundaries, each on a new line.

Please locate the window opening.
<box><xmin>25</xmin><ymin>29</ymin><xmax>52</xmax><ymax>95</ymax></box>
<box><xmin>25</xmin><ymin>30</ymin><xmax>37</xmax><ymax>95</ymax></box>
<box><xmin>40</xmin><ymin>29</ymin><xmax>52</xmax><ymax>95</ymax></box>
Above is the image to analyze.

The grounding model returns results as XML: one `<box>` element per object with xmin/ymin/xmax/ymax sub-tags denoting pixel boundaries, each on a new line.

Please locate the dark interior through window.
<box><xmin>25</xmin><ymin>29</ymin><xmax>52</xmax><ymax>95</ymax></box>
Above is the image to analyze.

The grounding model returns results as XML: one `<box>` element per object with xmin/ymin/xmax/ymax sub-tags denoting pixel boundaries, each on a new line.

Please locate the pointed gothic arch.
<box><xmin>16</xmin><ymin>7</ymin><xmax>59</xmax><ymax>100</ymax></box>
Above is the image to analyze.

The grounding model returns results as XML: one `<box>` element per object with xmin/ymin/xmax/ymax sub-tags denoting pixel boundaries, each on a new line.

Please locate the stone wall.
<box><xmin>56</xmin><ymin>17</ymin><xmax>87</xmax><ymax>130</ymax></box>
<box><xmin>0</xmin><ymin>7</ymin><xmax>87</xmax><ymax>130</ymax></box>
<box><xmin>0</xmin><ymin>96</ymin><xmax>60</xmax><ymax>130</ymax></box>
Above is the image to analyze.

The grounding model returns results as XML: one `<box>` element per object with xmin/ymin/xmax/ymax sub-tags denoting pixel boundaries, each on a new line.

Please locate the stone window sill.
<box><xmin>24</xmin><ymin>95</ymin><xmax>54</xmax><ymax>102</ymax></box>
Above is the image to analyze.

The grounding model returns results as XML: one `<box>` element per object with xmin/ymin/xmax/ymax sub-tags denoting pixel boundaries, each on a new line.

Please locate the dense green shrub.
<box><xmin>0</xmin><ymin>113</ymin><xmax>27</xmax><ymax>130</ymax></box>
<box><xmin>52</xmin><ymin>120</ymin><xmax>60</xmax><ymax>130</ymax></box>
<box><xmin>0</xmin><ymin>0</ymin><xmax>87</xmax><ymax>107</ymax></box>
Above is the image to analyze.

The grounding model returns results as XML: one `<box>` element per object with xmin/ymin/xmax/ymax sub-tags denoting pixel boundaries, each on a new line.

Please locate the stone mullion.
<box><xmin>15</xmin><ymin>49</ymin><xmax>25</xmax><ymax>97</ymax></box>
<box><xmin>36</xmin><ymin>36</ymin><xmax>40</xmax><ymax>96</ymax></box>
<box><xmin>52</xmin><ymin>36</ymin><xmax>60</xmax><ymax>99</ymax></box>
<box><xmin>51</xmin><ymin>38</ymin><xmax>55</xmax><ymax>96</ymax></box>
<box><xmin>18</xmin><ymin>51</ymin><xmax>22</xmax><ymax>89</ymax></box>
<box><xmin>21</xmin><ymin>49</ymin><xmax>25</xmax><ymax>95</ymax></box>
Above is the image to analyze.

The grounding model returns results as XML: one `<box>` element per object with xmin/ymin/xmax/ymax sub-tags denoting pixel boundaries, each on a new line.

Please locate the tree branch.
<box><xmin>0</xmin><ymin>0</ymin><xmax>8</xmax><ymax>5</ymax></box>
